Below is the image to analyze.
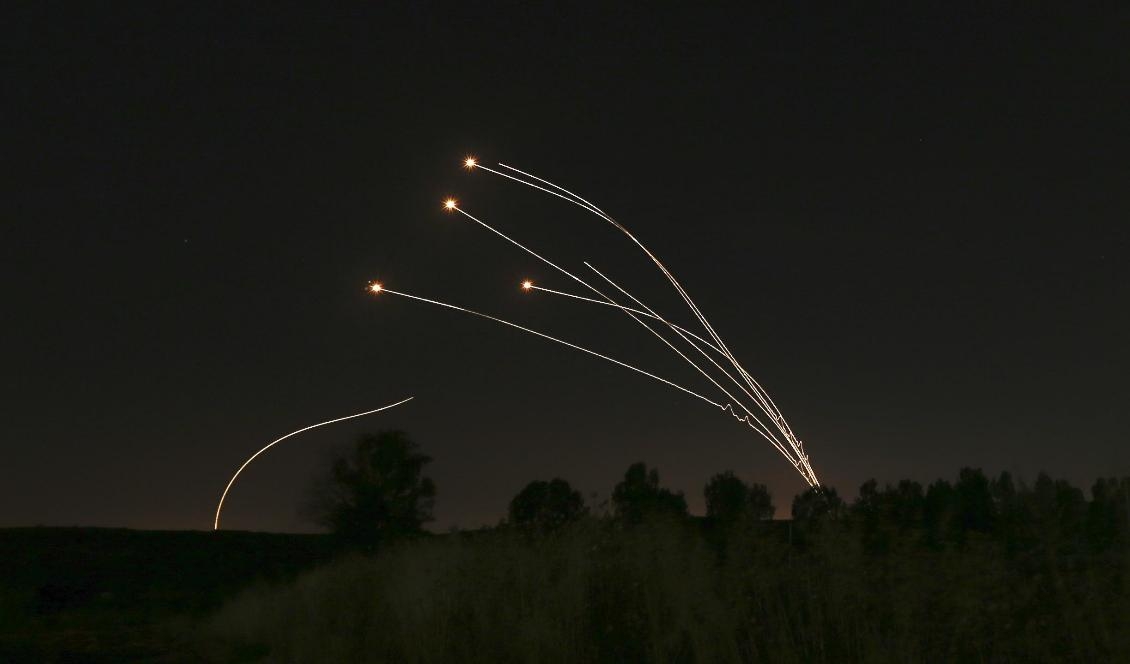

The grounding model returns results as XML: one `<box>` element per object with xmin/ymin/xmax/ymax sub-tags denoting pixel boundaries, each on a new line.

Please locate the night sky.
<box><xmin>5</xmin><ymin>4</ymin><xmax>1127</xmax><ymax>532</ymax></box>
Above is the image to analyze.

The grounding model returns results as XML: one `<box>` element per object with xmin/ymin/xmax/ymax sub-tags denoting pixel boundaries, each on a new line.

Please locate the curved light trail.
<box><xmin>370</xmin><ymin>284</ymin><xmax>724</xmax><ymax>409</ymax></box>
<box><xmin>213</xmin><ymin>396</ymin><xmax>415</xmax><ymax>530</ymax></box>
<box><xmin>466</xmin><ymin>159</ymin><xmax>819</xmax><ymax>486</ymax></box>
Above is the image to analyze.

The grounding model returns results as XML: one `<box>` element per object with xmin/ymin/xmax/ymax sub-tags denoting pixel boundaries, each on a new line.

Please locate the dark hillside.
<box><xmin>0</xmin><ymin>527</ymin><xmax>335</xmax><ymax>662</ymax></box>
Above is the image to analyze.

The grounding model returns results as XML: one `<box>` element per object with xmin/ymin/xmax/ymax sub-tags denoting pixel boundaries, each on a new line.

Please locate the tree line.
<box><xmin>310</xmin><ymin>430</ymin><xmax>1130</xmax><ymax>556</ymax></box>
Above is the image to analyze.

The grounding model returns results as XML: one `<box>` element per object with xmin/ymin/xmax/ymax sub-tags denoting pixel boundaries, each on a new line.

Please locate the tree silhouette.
<box><xmin>923</xmin><ymin>479</ymin><xmax>955</xmax><ymax>547</ymax></box>
<box><xmin>612</xmin><ymin>462</ymin><xmax>687</xmax><ymax>524</ymax></box>
<box><xmin>1088</xmin><ymin>477</ymin><xmax>1130</xmax><ymax>551</ymax></box>
<box><xmin>748</xmin><ymin>482</ymin><xmax>775</xmax><ymax>520</ymax></box>
<box><xmin>889</xmin><ymin>479</ymin><xmax>926</xmax><ymax>529</ymax></box>
<box><xmin>703</xmin><ymin>471</ymin><xmax>774</xmax><ymax>522</ymax></box>
<box><xmin>791</xmin><ymin>486</ymin><xmax>845</xmax><ymax>522</ymax></box>
<box><xmin>309</xmin><ymin>430</ymin><xmax>435</xmax><ymax>551</ymax></box>
<box><xmin>953</xmin><ymin>467</ymin><xmax>995</xmax><ymax>535</ymax></box>
<box><xmin>509</xmin><ymin>478</ymin><xmax>585</xmax><ymax>534</ymax></box>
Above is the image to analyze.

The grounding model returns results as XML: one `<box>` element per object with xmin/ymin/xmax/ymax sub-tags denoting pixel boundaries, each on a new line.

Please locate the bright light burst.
<box><xmin>443</xmin><ymin>198</ymin><xmax>457</xmax><ymax>211</ymax></box>
<box><xmin>464</xmin><ymin>157</ymin><xmax>477</xmax><ymax>169</ymax></box>
<box><xmin>369</xmin><ymin>282</ymin><xmax>383</xmax><ymax>294</ymax></box>
<box><xmin>521</xmin><ymin>280</ymin><xmax>533</xmax><ymax>291</ymax></box>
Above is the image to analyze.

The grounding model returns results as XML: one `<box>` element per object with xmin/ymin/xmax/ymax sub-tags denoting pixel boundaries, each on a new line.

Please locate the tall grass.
<box><xmin>207</xmin><ymin>518</ymin><xmax>1130</xmax><ymax>663</ymax></box>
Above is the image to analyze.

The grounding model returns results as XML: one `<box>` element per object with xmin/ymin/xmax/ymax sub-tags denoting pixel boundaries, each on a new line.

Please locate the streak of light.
<box><xmin>525</xmin><ymin>286</ymin><xmax>803</xmax><ymax>475</ymax></box>
<box><xmin>581</xmin><ymin>262</ymin><xmax>792</xmax><ymax>450</ymax></box>
<box><xmin>531</xmin><ymin>280</ymin><xmax>804</xmax><ymax>472</ymax></box>
<box><xmin>213</xmin><ymin>397</ymin><xmax>415</xmax><ymax>530</ymax></box>
<box><xmin>497</xmin><ymin>162</ymin><xmax>609</xmax><ymax>217</ymax></box>
<box><xmin>529</xmin><ymin>282</ymin><xmax>770</xmax><ymax>416</ymax></box>
<box><xmin>581</xmin><ymin>262</ymin><xmax>782</xmax><ymax>434</ymax></box>
<box><xmin>466</xmin><ymin>163</ymin><xmax>607</xmax><ymax>219</ymax></box>
<box><xmin>447</xmin><ymin>199</ymin><xmax>803</xmax><ymax>474</ymax></box>
<box><xmin>448</xmin><ymin>203</ymin><xmax>791</xmax><ymax>455</ymax></box>
<box><xmin>373</xmin><ymin>285</ymin><xmax>726</xmax><ymax>409</ymax></box>
<box><xmin>471</xmin><ymin>161</ymin><xmax>820</xmax><ymax>486</ymax></box>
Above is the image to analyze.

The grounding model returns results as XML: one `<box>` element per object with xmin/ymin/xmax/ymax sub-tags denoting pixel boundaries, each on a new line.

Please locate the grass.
<box><xmin>206</xmin><ymin>517</ymin><xmax>1130</xmax><ymax>663</ymax></box>
<box><xmin>0</xmin><ymin>527</ymin><xmax>336</xmax><ymax>662</ymax></box>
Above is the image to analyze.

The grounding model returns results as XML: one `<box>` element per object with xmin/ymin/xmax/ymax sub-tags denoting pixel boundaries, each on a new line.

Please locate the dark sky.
<box><xmin>4</xmin><ymin>4</ymin><xmax>1128</xmax><ymax>532</ymax></box>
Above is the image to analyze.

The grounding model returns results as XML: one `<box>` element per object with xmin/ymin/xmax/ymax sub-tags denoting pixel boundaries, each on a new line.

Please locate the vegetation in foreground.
<box><xmin>0</xmin><ymin>528</ymin><xmax>335</xmax><ymax>662</ymax></box>
<box><xmin>5</xmin><ymin>430</ymin><xmax>1129</xmax><ymax>663</ymax></box>
<box><xmin>206</xmin><ymin>431</ymin><xmax>1130</xmax><ymax>663</ymax></box>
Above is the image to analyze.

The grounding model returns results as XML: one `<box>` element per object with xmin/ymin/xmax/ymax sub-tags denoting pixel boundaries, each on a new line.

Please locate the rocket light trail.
<box><xmin>213</xmin><ymin>396</ymin><xmax>414</xmax><ymax>530</ymax></box>
<box><xmin>443</xmin><ymin>201</ymin><xmax>791</xmax><ymax>456</ymax></box>
<box><xmin>445</xmin><ymin>201</ymin><xmax>739</xmax><ymax>396</ymax></box>
<box><xmin>370</xmin><ymin>285</ymin><xmax>727</xmax><ymax>410</ymax></box>
<box><xmin>465</xmin><ymin>162</ymin><xmax>607</xmax><ymax>219</ymax></box>
<box><xmin>578</xmin><ymin>262</ymin><xmax>790</xmax><ymax>444</ymax></box>
<box><xmin>497</xmin><ymin>162</ymin><xmax>610</xmax><ymax>218</ymax></box>
<box><xmin>576</xmin><ymin>282</ymin><xmax>798</xmax><ymax>466</ymax></box>
<box><xmin>465</xmin><ymin>159</ymin><xmax>820</xmax><ymax>487</ymax></box>
<box><xmin>527</xmin><ymin>280</ymin><xmax>784</xmax><ymax>447</ymax></box>
<box><xmin>526</xmin><ymin>282</ymin><xmax>736</xmax><ymax>364</ymax></box>
<box><xmin>477</xmin><ymin>166</ymin><xmax>812</xmax><ymax>474</ymax></box>
<box><xmin>580</xmin><ymin>261</ymin><xmax>788</xmax><ymax>435</ymax></box>
<box><xmin>480</xmin><ymin>161</ymin><xmax>807</xmax><ymax>447</ymax></box>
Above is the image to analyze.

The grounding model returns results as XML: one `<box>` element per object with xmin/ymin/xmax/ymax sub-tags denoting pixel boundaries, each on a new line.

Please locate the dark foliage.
<box><xmin>0</xmin><ymin>528</ymin><xmax>334</xmax><ymax>661</ymax></box>
<box><xmin>508</xmin><ymin>478</ymin><xmax>586</xmax><ymax>534</ymax></box>
<box><xmin>11</xmin><ymin>465</ymin><xmax>1130</xmax><ymax>662</ymax></box>
<box><xmin>703</xmin><ymin>471</ymin><xmax>774</xmax><ymax>522</ymax></box>
<box><xmin>791</xmin><ymin>485</ymin><xmax>846</xmax><ymax>522</ymax></box>
<box><xmin>611</xmin><ymin>462</ymin><xmax>688</xmax><ymax>524</ymax></box>
<box><xmin>308</xmin><ymin>430</ymin><xmax>435</xmax><ymax>551</ymax></box>
<box><xmin>212</xmin><ymin>468</ymin><xmax>1130</xmax><ymax>662</ymax></box>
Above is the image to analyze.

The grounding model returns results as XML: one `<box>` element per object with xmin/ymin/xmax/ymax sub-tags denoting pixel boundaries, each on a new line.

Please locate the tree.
<box><xmin>1088</xmin><ymin>477</ymin><xmax>1130</xmax><ymax>551</ymax></box>
<box><xmin>953</xmin><ymin>467</ymin><xmax>995</xmax><ymax>535</ymax></box>
<box><xmin>923</xmin><ymin>479</ymin><xmax>955</xmax><ymax>546</ymax></box>
<box><xmin>704</xmin><ymin>471</ymin><xmax>775</xmax><ymax>522</ymax></box>
<box><xmin>889</xmin><ymin>479</ymin><xmax>925</xmax><ymax>529</ymax></box>
<box><xmin>748</xmin><ymin>483</ymin><xmax>775</xmax><ymax>521</ymax></box>
<box><xmin>309</xmin><ymin>430</ymin><xmax>435</xmax><ymax>551</ymax></box>
<box><xmin>704</xmin><ymin>471</ymin><xmax>747</xmax><ymax>522</ymax></box>
<box><xmin>509</xmin><ymin>478</ymin><xmax>585</xmax><ymax>533</ymax></box>
<box><xmin>791</xmin><ymin>486</ymin><xmax>844</xmax><ymax>522</ymax></box>
<box><xmin>612</xmin><ymin>462</ymin><xmax>687</xmax><ymax>524</ymax></box>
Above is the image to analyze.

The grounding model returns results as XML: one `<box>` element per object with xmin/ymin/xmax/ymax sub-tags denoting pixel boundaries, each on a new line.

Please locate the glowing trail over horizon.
<box><xmin>470</xmin><ymin>159</ymin><xmax>819</xmax><ymax>486</ymax></box>
<box><xmin>527</xmin><ymin>280</ymin><xmax>780</xmax><ymax>435</ymax></box>
<box><xmin>369</xmin><ymin>284</ymin><xmax>727</xmax><ymax>410</ymax></box>
<box><xmin>213</xmin><ymin>396</ymin><xmax>415</xmax><ymax>530</ymax></box>
<box><xmin>443</xmin><ymin>203</ymin><xmax>793</xmax><ymax>462</ymax></box>
<box><xmin>465</xmin><ymin>161</ymin><xmax>607</xmax><ymax>219</ymax></box>
<box><xmin>578</xmin><ymin>263</ymin><xmax>791</xmax><ymax>446</ymax></box>
<box><xmin>580</xmin><ymin>261</ymin><xmax>787</xmax><ymax>435</ymax></box>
